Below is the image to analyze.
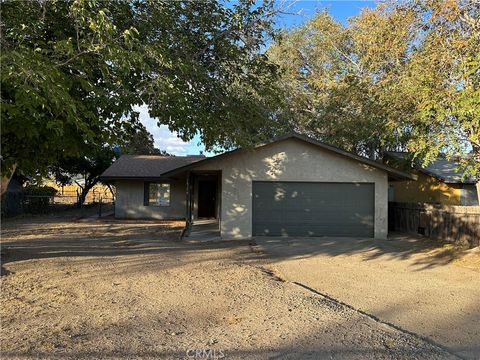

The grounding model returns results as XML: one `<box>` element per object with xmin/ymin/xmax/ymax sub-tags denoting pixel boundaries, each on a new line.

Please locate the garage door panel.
<box><xmin>252</xmin><ymin>182</ymin><xmax>374</xmax><ymax>237</ymax></box>
<box><xmin>253</xmin><ymin>224</ymin><xmax>372</xmax><ymax>237</ymax></box>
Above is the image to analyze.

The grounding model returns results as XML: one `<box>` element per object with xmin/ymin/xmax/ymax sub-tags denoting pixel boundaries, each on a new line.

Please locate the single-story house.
<box><xmin>101</xmin><ymin>133</ymin><xmax>414</xmax><ymax>239</ymax></box>
<box><xmin>385</xmin><ymin>152</ymin><xmax>479</xmax><ymax>206</ymax></box>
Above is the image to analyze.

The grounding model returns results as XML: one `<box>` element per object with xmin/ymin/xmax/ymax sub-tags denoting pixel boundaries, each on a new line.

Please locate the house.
<box><xmin>385</xmin><ymin>152</ymin><xmax>479</xmax><ymax>206</ymax></box>
<box><xmin>101</xmin><ymin>133</ymin><xmax>414</xmax><ymax>239</ymax></box>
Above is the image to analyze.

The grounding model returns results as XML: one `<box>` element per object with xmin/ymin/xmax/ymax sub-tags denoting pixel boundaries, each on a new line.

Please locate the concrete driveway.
<box><xmin>255</xmin><ymin>234</ymin><xmax>480</xmax><ymax>360</ymax></box>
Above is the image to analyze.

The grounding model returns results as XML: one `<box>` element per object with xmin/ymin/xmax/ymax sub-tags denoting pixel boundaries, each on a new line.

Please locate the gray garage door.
<box><xmin>252</xmin><ymin>182</ymin><xmax>374</xmax><ymax>237</ymax></box>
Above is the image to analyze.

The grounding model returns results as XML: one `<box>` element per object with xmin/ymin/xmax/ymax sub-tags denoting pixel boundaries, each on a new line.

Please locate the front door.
<box><xmin>198</xmin><ymin>180</ymin><xmax>217</xmax><ymax>218</ymax></box>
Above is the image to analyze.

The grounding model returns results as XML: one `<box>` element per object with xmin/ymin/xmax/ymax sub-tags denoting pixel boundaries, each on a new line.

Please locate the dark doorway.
<box><xmin>198</xmin><ymin>180</ymin><xmax>217</xmax><ymax>218</ymax></box>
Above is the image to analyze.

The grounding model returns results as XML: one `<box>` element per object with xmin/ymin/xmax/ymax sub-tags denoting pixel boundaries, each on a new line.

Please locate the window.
<box><xmin>147</xmin><ymin>183</ymin><xmax>170</xmax><ymax>206</ymax></box>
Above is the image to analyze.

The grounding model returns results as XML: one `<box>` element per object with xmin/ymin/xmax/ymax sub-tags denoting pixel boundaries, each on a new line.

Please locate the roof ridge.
<box><xmin>160</xmin><ymin>132</ymin><xmax>416</xmax><ymax>181</ymax></box>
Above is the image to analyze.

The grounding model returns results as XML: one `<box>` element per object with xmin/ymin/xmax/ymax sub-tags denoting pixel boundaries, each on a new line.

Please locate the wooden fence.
<box><xmin>388</xmin><ymin>202</ymin><xmax>480</xmax><ymax>248</ymax></box>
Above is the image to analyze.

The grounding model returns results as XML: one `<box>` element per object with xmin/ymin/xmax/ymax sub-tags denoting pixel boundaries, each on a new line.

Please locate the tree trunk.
<box><xmin>1</xmin><ymin>164</ymin><xmax>17</xmax><ymax>196</ymax></box>
<box><xmin>106</xmin><ymin>184</ymin><xmax>115</xmax><ymax>200</ymax></box>
<box><xmin>76</xmin><ymin>177</ymin><xmax>99</xmax><ymax>206</ymax></box>
<box><xmin>78</xmin><ymin>188</ymin><xmax>88</xmax><ymax>207</ymax></box>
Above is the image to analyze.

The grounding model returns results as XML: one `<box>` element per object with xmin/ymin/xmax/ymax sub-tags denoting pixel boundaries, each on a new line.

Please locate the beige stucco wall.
<box><xmin>195</xmin><ymin>138</ymin><xmax>389</xmax><ymax>239</ymax></box>
<box><xmin>115</xmin><ymin>177</ymin><xmax>186</xmax><ymax>219</ymax></box>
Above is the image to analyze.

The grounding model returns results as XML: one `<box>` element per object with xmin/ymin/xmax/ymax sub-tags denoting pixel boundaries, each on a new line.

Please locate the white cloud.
<box><xmin>134</xmin><ymin>105</ymin><xmax>193</xmax><ymax>155</ymax></box>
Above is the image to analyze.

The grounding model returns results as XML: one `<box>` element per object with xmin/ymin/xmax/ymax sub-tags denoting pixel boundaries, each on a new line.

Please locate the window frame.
<box><xmin>144</xmin><ymin>182</ymin><xmax>171</xmax><ymax>207</ymax></box>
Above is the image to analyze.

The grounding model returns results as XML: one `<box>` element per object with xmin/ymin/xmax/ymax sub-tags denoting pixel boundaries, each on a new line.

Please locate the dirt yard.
<box><xmin>0</xmin><ymin>216</ymin><xmax>457</xmax><ymax>359</ymax></box>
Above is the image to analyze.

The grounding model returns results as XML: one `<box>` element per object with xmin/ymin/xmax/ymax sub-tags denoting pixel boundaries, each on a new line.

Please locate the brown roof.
<box><xmin>100</xmin><ymin>155</ymin><xmax>205</xmax><ymax>180</ymax></box>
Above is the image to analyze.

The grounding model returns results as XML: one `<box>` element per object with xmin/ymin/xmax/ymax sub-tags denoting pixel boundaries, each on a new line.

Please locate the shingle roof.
<box><xmin>101</xmin><ymin>155</ymin><xmax>205</xmax><ymax>179</ymax></box>
<box><xmin>423</xmin><ymin>158</ymin><xmax>477</xmax><ymax>184</ymax></box>
<box><xmin>386</xmin><ymin>152</ymin><xmax>476</xmax><ymax>184</ymax></box>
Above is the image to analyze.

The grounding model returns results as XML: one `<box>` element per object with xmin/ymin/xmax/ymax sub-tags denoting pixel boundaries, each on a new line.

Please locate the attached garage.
<box><xmin>252</xmin><ymin>182</ymin><xmax>374</xmax><ymax>237</ymax></box>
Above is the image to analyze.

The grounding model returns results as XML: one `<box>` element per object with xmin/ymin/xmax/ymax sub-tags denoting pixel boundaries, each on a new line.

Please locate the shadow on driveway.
<box><xmin>253</xmin><ymin>233</ymin><xmax>478</xmax><ymax>271</ymax></box>
<box><xmin>255</xmin><ymin>235</ymin><xmax>480</xmax><ymax>360</ymax></box>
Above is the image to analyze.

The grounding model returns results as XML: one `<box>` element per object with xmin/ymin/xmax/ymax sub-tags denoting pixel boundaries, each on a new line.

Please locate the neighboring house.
<box><xmin>386</xmin><ymin>152</ymin><xmax>479</xmax><ymax>206</ymax></box>
<box><xmin>101</xmin><ymin>133</ymin><xmax>414</xmax><ymax>239</ymax></box>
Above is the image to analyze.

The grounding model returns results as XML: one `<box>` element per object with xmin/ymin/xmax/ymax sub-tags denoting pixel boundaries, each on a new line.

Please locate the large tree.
<box><xmin>1</xmin><ymin>0</ymin><xmax>282</xmax><ymax>193</ymax></box>
<box><xmin>269</xmin><ymin>0</ymin><xmax>479</xmax><ymax>182</ymax></box>
<box><xmin>51</xmin><ymin>144</ymin><xmax>117</xmax><ymax>206</ymax></box>
<box><xmin>50</xmin><ymin>124</ymin><xmax>163</xmax><ymax>206</ymax></box>
<box><xmin>119</xmin><ymin>123</ymin><xmax>168</xmax><ymax>156</ymax></box>
<box><xmin>396</xmin><ymin>0</ymin><xmax>480</xmax><ymax>179</ymax></box>
<box><xmin>268</xmin><ymin>9</ymin><xmax>418</xmax><ymax>159</ymax></box>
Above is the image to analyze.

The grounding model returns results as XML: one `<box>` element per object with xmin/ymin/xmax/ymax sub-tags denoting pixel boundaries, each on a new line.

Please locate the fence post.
<box><xmin>99</xmin><ymin>196</ymin><xmax>102</xmax><ymax>218</ymax></box>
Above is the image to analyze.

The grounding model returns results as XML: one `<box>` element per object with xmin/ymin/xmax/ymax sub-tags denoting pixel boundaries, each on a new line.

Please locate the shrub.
<box><xmin>23</xmin><ymin>185</ymin><xmax>57</xmax><ymax>213</ymax></box>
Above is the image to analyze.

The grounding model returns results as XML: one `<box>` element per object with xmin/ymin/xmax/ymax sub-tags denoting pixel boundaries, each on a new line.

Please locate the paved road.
<box><xmin>256</xmin><ymin>235</ymin><xmax>480</xmax><ymax>360</ymax></box>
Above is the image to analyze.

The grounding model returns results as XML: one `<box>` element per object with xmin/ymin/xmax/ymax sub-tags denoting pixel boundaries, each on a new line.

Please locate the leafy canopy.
<box><xmin>119</xmin><ymin>123</ymin><xmax>168</xmax><ymax>156</ymax></box>
<box><xmin>269</xmin><ymin>0</ymin><xmax>480</xmax><ymax>178</ymax></box>
<box><xmin>1</xmin><ymin>0</ymin><xmax>281</xmax><ymax>178</ymax></box>
<box><xmin>268</xmin><ymin>9</ymin><xmax>418</xmax><ymax>159</ymax></box>
<box><xmin>50</xmin><ymin>144</ymin><xmax>117</xmax><ymax>205</ymax></box>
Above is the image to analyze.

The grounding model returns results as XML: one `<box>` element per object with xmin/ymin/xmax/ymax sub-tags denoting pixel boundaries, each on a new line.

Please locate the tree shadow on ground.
<box><xmin>252</xmin><ymin>232</ymin><xmax>478</xmax><ymax>272</ymax></box>
<box><xmin>0</xmin><ymin>345</ymin><xmax>452</xmax><ymax>360</ymax></box>
<box><xmin>1</xmin><ymin>214</ymin><xmax>477</xmax><ymax>273</ymax></box>
<box><xmin>0</xmin><ymin>217</ymin><xmax>256</xmax><ymax>277</ymax></box>
<box><xmin>1</xmin><ymin>217</ymin><xmax>478</xmax><ymax>359</ymax></box>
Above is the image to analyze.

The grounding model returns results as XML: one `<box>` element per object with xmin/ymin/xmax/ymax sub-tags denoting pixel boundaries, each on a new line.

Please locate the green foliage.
<box><xmin>397</xmin><ymin>0</ymin><xmax>480</xmax><ymax>179</ymax></box>
<box><xmin>1</xmin><ymin>0</ymin><xmax>142</xmax><ymax>178</ymax></box>
<box><xmin>268</xmin><ymin>10</ymin><xmax>417</xmax><ymax>158</ymax></box>
<box><xmin>23</xmin><ymin>185</ymin><xmax>57</xmax><ymax>197</ymax></box>
<box><xmin>22</xmin><ymin>185</ymin><xmax>57</xmax><ymax>214</ymax></box>
<box><xmin>269</xmin><ymin>1</ymin><xmax>480</xmax><ymax>178</ymax></box>
<box><xmin>51</xmin><ymin>144</ymin><xmax>117</xmax><ymax>205</ymax></box>
<box><xmin>1</xmin><ymin>0</ymin><xmax>282</xmax><ymax>178</ymax></box>
<box><xmin>119</xmin><ymin>123</ymin><xmax>168</xmax><ymax>156</ymax></box>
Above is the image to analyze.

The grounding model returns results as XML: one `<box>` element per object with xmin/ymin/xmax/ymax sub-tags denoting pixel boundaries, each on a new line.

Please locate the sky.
<box><xmin>141</xmin><ymin>1</ymin><xmax>376</xmax><ymax>156</ymax></box>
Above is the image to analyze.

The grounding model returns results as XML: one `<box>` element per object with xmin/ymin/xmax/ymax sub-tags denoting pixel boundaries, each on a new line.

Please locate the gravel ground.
<box><xmin>1</xmin><ymin>218</ymin><xmax>454</xmax><ymax>359</ymax></box>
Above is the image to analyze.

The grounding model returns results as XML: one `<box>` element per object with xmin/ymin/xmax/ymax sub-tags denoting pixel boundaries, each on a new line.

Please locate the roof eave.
<box><xmin>444</xmin><ymin>180</ymin><xmax>477</xmax><ymax>185</ymax></box>
<box><xmin>99</xmin><ymin>175</ymin><xmax>179</xmax><ymax>182</ymax></box>
<box><xmin>419</xmin><ymin>169</ymin><xmax>477</xmax><ymax>184</ymax></box>
<box><xmin>160</xmin><ymin>148</ymin><xmax>243</xmax><ymax>177</ymax></box>
<box><xmin>161</xmin><ymin>133</ymin><xmax>416</xmax><ymax>180</ymax></box>
<box><xmin>388</xmin><ymin>173</ymin><xmax>418</xmax><ymax>181</ymax></box>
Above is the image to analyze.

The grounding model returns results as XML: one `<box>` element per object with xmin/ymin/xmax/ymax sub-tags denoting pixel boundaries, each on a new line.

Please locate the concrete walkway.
<box><xmin>255</xmin><ymin>235</ymin><xmax>480</xmax><ymax>360</ymax></box>
<box><xmin>184</xmin><ymin>219</ymin><xmax>221</xmax><ymax>241</ymax></box>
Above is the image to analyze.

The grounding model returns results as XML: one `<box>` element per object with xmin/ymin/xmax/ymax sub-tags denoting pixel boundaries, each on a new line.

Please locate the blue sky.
<box><xmin>141</xmin><ymin>1</ymin><xmax>376</xmax><ymax>156</ymax></box>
